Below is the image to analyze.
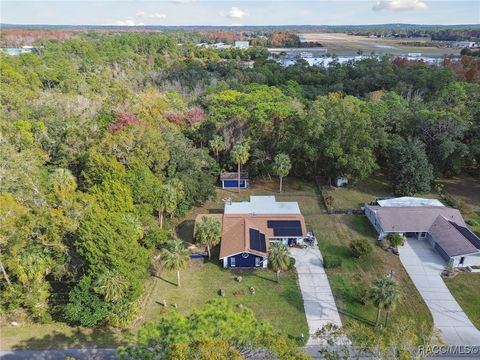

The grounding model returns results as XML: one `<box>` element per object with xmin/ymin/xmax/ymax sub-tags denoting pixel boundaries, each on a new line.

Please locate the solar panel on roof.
<box><xmin>267</xmin><ymin>220</ymin><xmax>302</xmax><ymax>237</ymax></box>
<box><xmin>273</xmin><ymin>228</ymin><xmax>303</xmax><ymax>236</ymax></box>
<box><xmin>249</xmin><ymin>228</ymin><xmax>267</xmax><ymax>252</ymax></box>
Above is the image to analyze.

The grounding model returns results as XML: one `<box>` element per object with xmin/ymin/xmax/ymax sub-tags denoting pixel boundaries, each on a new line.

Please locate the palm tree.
<box><xmin>160</xmin><ymin>239</ymin><xmax>189</xmax><ymax>287</ymax></box>
<box><xmin>94</xmin><ymin>270</ymin><xmax>129</xmax><ymax>303</ymax></box>
<box><xmin>273</xmin><ymin>153</ymin><xmax>292</xmax><ymax>193</ymax></box>
<box><xmin>195</xmin><ymin>216</ymin><xmax>221</xmax><ymax>260</ymax></box>
<box><xmin>156</xmin><ymin>181</ymin><xmax>184</xmax><ymax>229</ymax></box>
<box><xmin>230</xmin><ymin>142</ymin><xmax>250</xmax><ymax>193</ymax></box>
<box><xmin>369</xmin><ymin>275</ymin><xmax>401</xmax><ymax>328</ymax></box>
<box><xmin>387</xmin><ymin>233</ymin><xmax>404</xmax><ymax>249</ymax></box>
<box><xmin>209</xmin><ymin>135</ymin><xmax>226</xmax><ymax>162</ymax></box>
<box><xmin>268</xmin><ymin>243</ymin><xmax>291</xmax><ymax>283</ymax></box>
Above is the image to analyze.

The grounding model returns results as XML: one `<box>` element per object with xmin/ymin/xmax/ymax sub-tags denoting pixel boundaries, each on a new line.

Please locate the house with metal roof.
<box><xmin>365</xmin><ymin>198</ymin><xmax>480</xmax><ymax>267</ymax></box>
<box><xmin>196</xmin><ymin>196</ymin><xmax>307</xmax><ymax>268</ymax></box>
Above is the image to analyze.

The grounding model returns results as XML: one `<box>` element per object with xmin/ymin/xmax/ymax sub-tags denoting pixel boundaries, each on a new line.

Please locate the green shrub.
<box><xmin>324</xmin><ymin>194</ymin><xmax>334</xmax><ymax>207</ymax></box>
<box><xmin>295</xmin><ymin>181</ymin><xmax>305</xmax><ymax>191</ymax></box>
<box><xmin>378</xmin><ymin>238</ymin><xmax>389</xmax><ymax>249</ymax></box>
<box><xmin>323</xmin><ymin>255</ymin><xmax>342</xmax><ymax>269</ymax></box>
<box><xmin>352</xmin><ymin>283</ymin><xmax>369</xmax><ymax>305</ymax></box>
<box><xmin>387</xmin><ymin>233</ymin><xmax>404</xmax><ymax>248</ymax></box>
<box><xmin>349</xmin><ymin>239</ymin><xmax>373</xmax><ymax>258</ymax></box>
<box><xmin>288</xmin><ymin>257</ymin><xmax>296</xmax><ymax>270</ymax></box>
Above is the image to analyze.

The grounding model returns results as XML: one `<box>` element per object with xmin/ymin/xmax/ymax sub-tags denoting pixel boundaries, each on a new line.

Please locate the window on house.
<box><xmin>230</xmin><ymin>257</ymin><xmax>236</xmax><ymax>267</ymax></box>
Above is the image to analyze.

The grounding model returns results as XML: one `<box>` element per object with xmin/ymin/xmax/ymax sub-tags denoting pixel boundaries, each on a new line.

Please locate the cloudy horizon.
<box><xmin>1</xmin><ymin>1</ymin><xmax>479</xmax><ymax>26</ymax></box>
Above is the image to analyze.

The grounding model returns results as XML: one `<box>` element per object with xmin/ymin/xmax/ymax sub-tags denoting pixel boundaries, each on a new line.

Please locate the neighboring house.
<box><xmin>365</xmin><ymin>197</ymin><xmax>480</xmax><ymax>267</ymax></box>
<box><xmin>220</xmin><ymin>172</ymin><xmax>249</xmax><ymax>189</ymax></box>
<box><xmin>196</xmin><ymin>196</ymin><xmax>307</xmax><ymax>268</ymax></box>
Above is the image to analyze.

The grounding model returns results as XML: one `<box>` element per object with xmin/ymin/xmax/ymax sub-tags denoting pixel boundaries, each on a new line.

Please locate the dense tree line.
<box><xmin>0</xmin><ymin>31</ymin><xmax>479</xmax><ymax>327</ymax></box>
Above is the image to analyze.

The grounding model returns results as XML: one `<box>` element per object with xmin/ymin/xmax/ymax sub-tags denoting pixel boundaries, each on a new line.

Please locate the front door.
<box><xmin>459</xmin><ymin>256</ymin><xmax>465</xmax><ymax>266</ymax></box>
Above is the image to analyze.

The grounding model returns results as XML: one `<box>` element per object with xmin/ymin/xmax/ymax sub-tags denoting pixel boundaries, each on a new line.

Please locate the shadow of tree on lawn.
<box><xmin>10</xmin><ymin>326</ymin><xmax>129</xmax><ymax>351</ymax></box>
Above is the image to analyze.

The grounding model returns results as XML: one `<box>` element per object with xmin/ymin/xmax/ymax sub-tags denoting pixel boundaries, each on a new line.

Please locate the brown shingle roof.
<box><xmin>220</xmin><ymin>172</ymin><xmax>248</xmax><ymax>180</ymax></box>
<box><xmin>197</xmin><ymin>213</ymin><xmax>306</xmax><ymax>259</ymax></box>
<box><xmin>367</xmin><ymin>205</ymin><xmax>465</xmax><ymax>232</ymax></box>
<box><xmin>429</xmin><ymin>216</ymin><xmax>480</xmax><ymax>257</ymax></box>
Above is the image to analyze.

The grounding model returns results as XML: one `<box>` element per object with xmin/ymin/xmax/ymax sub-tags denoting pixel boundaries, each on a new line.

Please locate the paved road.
<box><xmin>289</xmin><ymin>245</ymin><xmax>343</xmax><ymax>346</ymax></box>
<box><xmin>0</xmin><ymin>348</ymin><xmax>117</xmax><ymax>359</ymax></box>
<box><xmin>398</xmin><ymin>239</ymin><xmax>480</xmax><ymax>345</ymax></box>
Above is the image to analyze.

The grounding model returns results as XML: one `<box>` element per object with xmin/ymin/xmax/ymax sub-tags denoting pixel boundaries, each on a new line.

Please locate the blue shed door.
<box><xmin>223</xmin><ymin>180</ymin><xmax>247</xmax><ymax>188</ymax></box>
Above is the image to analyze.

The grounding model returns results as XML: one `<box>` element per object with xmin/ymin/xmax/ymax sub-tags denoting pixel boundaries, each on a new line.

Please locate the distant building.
<box><xmin>235</xmin><ymin>40</ymin><xmax>250</xmax><ymax>49</ymax></box>
<box><xmin>453</xmin><ymin>41</ymin><xmax>477</xmax><ymax>48</ymax></box>
<box><xmin>196</xmin><ymin>42</ymin><xmax>232</xmax><ymax>49</ymax></box>
<box><xmin>212</xmin><ymin>42</ymin><xmax>232</xmax><ymax>49</ymax></box>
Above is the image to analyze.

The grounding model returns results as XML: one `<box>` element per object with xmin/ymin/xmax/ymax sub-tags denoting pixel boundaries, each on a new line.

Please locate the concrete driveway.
<box><xmin>398</xmin><ymin>239</ymin><xmax>480</xmax><ymax>345</ymax></box>
<box><xmin>289</xmin><ymin>245</ymin><xmax>342</xmax><ymax>346</ymax></box>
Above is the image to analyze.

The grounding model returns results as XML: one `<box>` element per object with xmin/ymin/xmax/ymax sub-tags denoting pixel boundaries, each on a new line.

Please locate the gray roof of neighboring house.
<box><xmin>367</xmin><ymin>205</ymin><xmax>466</xmax><ymax>232</ymax></box>
<box><xmin>377</xmin><ymin>197</ymin><xmax>444</xmax><ymax>208</ymax></box>
<box><xmin>428</xmin><ymin>216</ymin><xmax>480</xmax><ymax>257</ymax></box>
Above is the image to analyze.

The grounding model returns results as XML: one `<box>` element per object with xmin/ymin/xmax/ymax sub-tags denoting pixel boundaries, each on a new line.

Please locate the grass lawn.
<box><xmin>438</xmin><ymin>176</ymin><xmax>480</xmax><ymax>235</ymax></box>
<box><xmin>142</xmin><ymin>178</ymin><xmax>313</xmax><ymax>339</ymax></box>
<box><xmin>322</xmin><ymin>174</ymin><xmax>391</xmax><ymax>209</ymax></box>
<box><xmin>316</xmin><ymin>215</ymin><xmax>433</xmax><ymax>334</ymax></box>
<box><xmin>141</xmin><ymin>252</ymin><xmax>308</xmax><ymax>339</ymax></box>
<box><xmin>444</xmin><ymin>273</ymin><xmax>480</xmax><ymax>330</ymax></box>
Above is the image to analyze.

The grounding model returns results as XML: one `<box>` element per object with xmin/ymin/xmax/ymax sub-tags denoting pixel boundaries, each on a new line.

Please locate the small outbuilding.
<box><xmin>220</xmin><ymin>172</ymin><xmax>249</xmax><ymax>189</ymax></box>
<box><xmin>334</xmin><ymin>176</ymin><xmax>348</xmax><ymax>187</ymax></box>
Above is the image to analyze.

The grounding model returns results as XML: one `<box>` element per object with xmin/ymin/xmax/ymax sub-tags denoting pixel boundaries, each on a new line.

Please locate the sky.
<box><xmin>1</xmin><ymin>1</ymin><xmax>479</xmax><ymax>26</ymax></box>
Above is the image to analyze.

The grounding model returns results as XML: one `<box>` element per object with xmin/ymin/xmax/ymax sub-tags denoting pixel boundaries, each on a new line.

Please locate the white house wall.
<box><xmin>452</xmin><ymin>253</ymin><xmax>480</xmax><ymax>267</ymax></box>
<box><xmin>364</xmin><ymin>206</ymin><xmax>385</xmax><ymax>239</ymax></box>
<box><xmin>269</xmin><ymin>236</ymin><xmax>304</xmax><ymax>245</ymax></box>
